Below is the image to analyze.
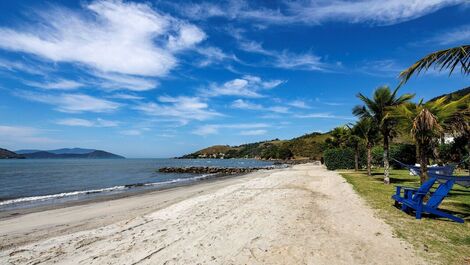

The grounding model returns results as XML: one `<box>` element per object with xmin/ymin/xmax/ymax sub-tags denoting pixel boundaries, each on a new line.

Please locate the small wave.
<box><xmin>0</xmin><ymin>185</ymin><xmax>127</xmax><ymax>206</ymax></box>
<box><xmin>0</xmin><ymin>173</ymin><xmax>216</xmax><ymax>207</ymax></box>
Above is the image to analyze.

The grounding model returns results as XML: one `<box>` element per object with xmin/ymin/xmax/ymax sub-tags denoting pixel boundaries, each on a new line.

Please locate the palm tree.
<box><xmin>346</xmin><ymin>125</ymin><xmax>362</xmax><ymax>171</ymax></box>
<box><xmin>399</xmin><ymin>45</ymin><xmax>470</xmax><ymax>86</ymax></box>
<box><xmin>352</xmin><ymin>118</ymin><xmax>380</xmax><ymax>176</ymax></box>
<box><xmin>353</xmin><ymin>86</ymin><xmax>414</xmax><ymax>184</ymax></box>
<box><xmin>393</xmin><ymin>95</ymin><xmax>470</xmax><ymax>184</ymax></box>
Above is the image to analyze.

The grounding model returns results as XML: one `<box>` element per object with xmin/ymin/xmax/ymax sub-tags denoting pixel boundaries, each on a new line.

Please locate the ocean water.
<box><xmin>0</xmin><ymin>158</ymin><xmax>274</xmax><ymax>211</ymax></box>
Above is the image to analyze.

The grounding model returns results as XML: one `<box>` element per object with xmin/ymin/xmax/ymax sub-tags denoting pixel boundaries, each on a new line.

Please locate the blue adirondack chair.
<box><xmin>392</xmin><ymin>172</ymin><xmax>470</xmax><ymax>223</ymax></box>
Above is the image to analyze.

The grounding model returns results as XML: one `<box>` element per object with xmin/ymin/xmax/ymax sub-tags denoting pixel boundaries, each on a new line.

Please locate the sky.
<box><xmin>0</xmin><ymin>0</ymin><xmax>468</xmax><ymax>158</ymax></box>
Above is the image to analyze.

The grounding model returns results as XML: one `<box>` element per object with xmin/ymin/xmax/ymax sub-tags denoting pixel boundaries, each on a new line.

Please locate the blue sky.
<box><xmin>0</xmin><ymin>0</ymin><xmax>468</xmax><ymax>158</ymax></box>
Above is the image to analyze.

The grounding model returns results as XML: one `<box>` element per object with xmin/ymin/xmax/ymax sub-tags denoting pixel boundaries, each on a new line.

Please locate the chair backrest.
<box><xmin>426</xmin><ymin>179</ymin><xmax>456</xmax><ymax>208</ymax></box>
<box><xmin>412</xmin><ymin>177</ymin><xmax>437</xmax><ymax>201</ymax></box>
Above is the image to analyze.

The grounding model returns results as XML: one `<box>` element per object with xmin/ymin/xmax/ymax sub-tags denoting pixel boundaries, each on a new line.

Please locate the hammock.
<box><xmin>392</xmin><ymin>159</ymin><xmax>455</xmax><ymax>176</ymax></box>
<box><xmin>428</xmin><ymin>172</ymin><xmax>470</xmax><ymax>188</ymax></box>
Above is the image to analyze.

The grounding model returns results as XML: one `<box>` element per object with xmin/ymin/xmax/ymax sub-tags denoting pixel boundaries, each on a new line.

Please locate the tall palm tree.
<box><xmin>353</xmin><ymin>86</ymin><xmax>414</xmax><ymax>184</ymax></box>
<box><xmin>353</xmin><ymin>118</ymin><xmax>380</xmax><ymax>176</ymax></box>
<box><xmin>399</xmin><ymin>45</ymin><xmax>470</xmax><ymax>86</ymax></box>
<box><xmin>393</xmin><ymin>94</ymin><xmax>470</xmax><ymax>183</ymax></box>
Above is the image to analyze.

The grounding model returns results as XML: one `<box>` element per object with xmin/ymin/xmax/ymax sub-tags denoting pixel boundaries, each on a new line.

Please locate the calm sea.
<box><xmin>0</xmin><ymin>158</ymin><xmax>274</xmax><ymax>211</ymax></box>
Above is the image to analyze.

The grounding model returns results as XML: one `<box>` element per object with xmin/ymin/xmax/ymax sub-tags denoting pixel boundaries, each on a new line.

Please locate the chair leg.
<box><xmin>427</xmin><ymin>208</ymin><xmax>464</xmax><ymax>223</ymax></box>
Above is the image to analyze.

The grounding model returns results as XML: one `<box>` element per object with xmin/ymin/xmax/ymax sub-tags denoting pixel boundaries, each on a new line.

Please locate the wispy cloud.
<box><xmin>25</xmin><ymin>79</ymin><xmax>84</xmax><ymax>90</ymax></box>
<box><xmin>17</xmin><ymin>91</ymin><xmax>121</xmax><ymax>113</ymax></box>
<box><xmin>176</xmin><ymin>0</ymin><xmax>465</xmax><ymax>26</ymax></box>
<box><xmin>295</xmin><ymin>112</ymin><xmax>354</xmax><ymax>120</ymax></box>
<box><xmin>0</xmin><ymin>125</ymin><xmax>60</xmax><ymax>144</ymax></box>
<box><xmin>231</xmin><ymin>99</ymin><xmax>290</xmax><ymax>113</ymax></box>
<box><xmin>0</xmin><ymin>58</ymin><xmax>48</xmax><ymax>75</ymax></box>
<box><xmin>418</xmin><ymin>24</ymin><xmax>470</xmax><ymax>46</ymax></box>
<box><xmin>120</xmin><ymin>129</ymin><xmax>142</xmax><ymax>136</ymax></box>
<box><xmin>202</xmin><ymin>75</ymin><xmax>284</xmax><ymax>98</ymax></box>
<box><xmin>135</xmin><ymin>96</ymin><xmax>221</xmax><ymax>123</ymax></box>
<box><xmin>56</xmin><ymin>118</ymin><xmax>119</xmax><ymax>127</ymax></box>
<box><xmin>234</xmin><ymin>33</ymin><xmax>331</xmax><ymax>71</ymax></box>
<box><xmin>288</xmin><ymin>100</ymin><xmax>310</xmax><ymax>109</ymax></box>
<box><xmin>239</xmin><ymin>129</ymin><xmax>267</xmax><ymax>136</ymax></box>
<box><xmin>193</xmin><ymin>123</ymin><xmax>269</xmax><ymax>135</ymax></box>
<box><xmin>0</xmin><ymin>0</ymin><xmax>207</xmax><ymax>84</ymax></box>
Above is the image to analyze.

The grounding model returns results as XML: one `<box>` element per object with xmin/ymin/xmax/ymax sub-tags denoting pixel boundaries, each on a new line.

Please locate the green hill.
<box><xmin>0</xmin><ymin>148</ymin><xmax>25</xmax><ymax>159</ymax></box>
<box><xmin>181</xmin><ymin>132</ymin><xmax>330</xmax><ymax>160</ymax></box>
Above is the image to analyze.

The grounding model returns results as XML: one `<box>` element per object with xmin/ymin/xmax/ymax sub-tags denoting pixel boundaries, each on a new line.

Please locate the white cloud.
<box><xmin>120</xmin><ymin>129</ymin><xmax>142</xmax><ymax>136</ymax></box>
<box><xmin>108</xmin><ymin>93</ymin><xmax>144</xmax><ymax>100</ymax></box>
<box><xmin>236</xmin><ymin>36</ymin><xmax>330</xmax><ymax>71</ymax></box>
<box><xmin>17</xmin><ymin>91</ymin><xmax>121</xmax><ymax>113</ymax></box>
<box><xmin>0</xmin><ymin>125</ymin><xmax>59</xmax><ymax>144</ymax></box>
<box><xmin>193</xmin><ymin>123</ymin><xmax>269</xmax><ymax>136</ymax></box>
<box><xmin>240</xmin><ymin>129</ymin><xmax>267</xmax><ymax>136</ymax></box>
<box><xmin>295</xmin><ymin>112</ymin><xmax>354</xmax><ymax>120</ymax></box>
<box><xmin>135</xmin><ymin>96</ymin><xmax>221</xmax><ymax>123</ymax></box>
<box><xmin>0</xmin><ymin>0</ymin><xmax>206</xmax><ymax>78</ymax></box>
<box><xmin>231</xmin><ymin>99</ymin><xmax>263</xmax><ymax>110</ymax></box>
<box><xmin>356</xmin><ymin>59</ymin><xmax>405</xmax><ymax>77</ymax></box>
<box><xmin>93</xmin><ymin>72</ymin><xmax>159</xmax><ymax>91</ymax></box>
<box><xmin>202</xmin><ymin>75</ymin><xmax>284</xmax><ymax>98</ymax></box>
<box><xmin>25</xmin><ymin>79</ymin><xmax>84</xmax><ymax>90</ymax></box>
<box><xmin>231</xmin><ymin>99</ymin><xmax>290</xmax><ymax>113</ymax></box>
<box><xmin>56</xmin><ymin>118</ymin><xmax>119</xmax><ymax>127</ymax></box>
<box><xmin>420</xmin><ymin>24</ymin><xmax>470</xmax><ymax>45</ymax></box>
<box><xmin>0</xmin><ymin>58</ymin><xmax>47</xmax><ymax>75</ymax></box>
<box><xmin>178</xmin><ymin>0</ymin><xmax>466</xmax><ymax>26</ymax></box>
<box><xmin>288</xmin><ymin>100</ymin><xmax>309</xmax><ymax>109</ymax></box>
<box><xmin>195</xmin><ymin>46</ymin><xmax>238</xmax><ymax>66</ymax></box>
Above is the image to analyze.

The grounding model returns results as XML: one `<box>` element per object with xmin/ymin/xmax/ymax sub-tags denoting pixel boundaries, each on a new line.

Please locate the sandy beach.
<box><xmin>0</xmin><ymin>164</ymin><xmax>426</xmax><ymax>264</ymax></box>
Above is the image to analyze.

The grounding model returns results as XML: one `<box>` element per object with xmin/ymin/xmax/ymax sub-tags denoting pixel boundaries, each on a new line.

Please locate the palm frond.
<box><xmin>399</xmin><ymin>45</ymin><xmax>470</xmax><ymax>86</ymax></box>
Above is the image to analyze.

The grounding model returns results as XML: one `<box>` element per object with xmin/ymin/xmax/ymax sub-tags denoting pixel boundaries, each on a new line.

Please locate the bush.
<box><xmin>372</xmin><ymin>143</ymin><xmax>416</xmax><ymax>168</ymax></box>
<box><xmin>324</xmin><ymin>148</ymin><xmax>356</xmax><ymax>170</ymax></box>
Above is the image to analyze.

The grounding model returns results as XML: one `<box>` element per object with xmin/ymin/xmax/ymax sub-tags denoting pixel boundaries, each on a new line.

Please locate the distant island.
<box><xmin>0</xmin><ymin>148</ymin><xmax>124</xmax><ymax>159</ymax></box>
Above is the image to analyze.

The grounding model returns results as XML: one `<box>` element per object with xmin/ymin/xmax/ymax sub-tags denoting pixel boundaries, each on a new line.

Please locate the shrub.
<box><xmin>324</xmin><ymin>148</ymin><xmax>356</xmax><ymax>170</ymax></box>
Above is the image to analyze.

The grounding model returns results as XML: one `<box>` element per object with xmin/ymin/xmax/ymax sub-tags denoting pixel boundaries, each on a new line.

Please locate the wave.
<box><xmin>0</xmin><ymin>174</ymin><xmax>214</xmax><ymax>207</ymax></box>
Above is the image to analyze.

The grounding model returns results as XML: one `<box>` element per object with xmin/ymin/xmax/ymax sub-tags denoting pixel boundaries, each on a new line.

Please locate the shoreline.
<box><xmin>0</xmin><ymin>164</ymin><xmax>425</xmax><ymax>264</ymax></box>
<box><xmin>0</xmin><ymin>168</ymin><xmax>280</xmax><ymax>251</ymax></box>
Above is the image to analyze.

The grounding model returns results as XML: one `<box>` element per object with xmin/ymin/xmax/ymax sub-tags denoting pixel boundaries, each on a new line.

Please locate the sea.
<box><xmin>0</xmin><ymin>158</ymin><xmax>274</xmax><ymax>211</ymax></box>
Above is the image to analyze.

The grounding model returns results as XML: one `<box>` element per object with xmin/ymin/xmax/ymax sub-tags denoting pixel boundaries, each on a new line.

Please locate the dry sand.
<box><xmin>0</xmin><ymin>164</ymin><xmax>426</xmax><ymax>264</ymax></box>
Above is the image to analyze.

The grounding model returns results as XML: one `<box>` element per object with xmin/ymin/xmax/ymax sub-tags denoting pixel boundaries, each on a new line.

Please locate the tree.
<box><xmin>399</xmin><ymin>45</ymin><xmax>470</xmax><ymax>86</ymax></box>
<box><xmin>346</xmin><ymin>124</ymin><xmax>364</xmax><ymax>171</ymax></box>
<box><xmin>324</xmin><ymin>126</ymin><xmax>350</xmax><ymax>149</ymax></box>
<box><xmin>353</xmin><ymin>86</ymin><xmax>414</xmax><ymax>184</ymax></box>
<box><xmin>352</xmin><ymin>118</ymin><xmax>381</xmax><ymax>176</ymax></box>
<box><xmin>393</xmin><ymin>95</ymin><xmax>470</xmax><ymax>183</ymax></box>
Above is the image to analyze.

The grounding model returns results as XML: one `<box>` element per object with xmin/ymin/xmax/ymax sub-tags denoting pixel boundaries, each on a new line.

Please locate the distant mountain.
<box><xmin>22</xmin><ymin>150</ymin><xmax>125</xmax><ymax>159</ymax></box>
<box><xmin>0</xmin><ymin>148</ymin><xmax>25</xmax><ymax>159</ymax></box>
<box><xmin>16</xmin><ymin>147</ymin><xmax>96</xmax><ymax>155</ymax></box>
<box><xmin>49</xmin><ymin>148</ymin><xmax>96</xmax><ymax>154</ymax></box>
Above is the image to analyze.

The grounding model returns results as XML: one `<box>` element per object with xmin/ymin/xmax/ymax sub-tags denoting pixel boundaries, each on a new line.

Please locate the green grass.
<box><xmin>339</xmin><ymin>169</ymin><xmax>470</xmax><ymax>265</ymax></box>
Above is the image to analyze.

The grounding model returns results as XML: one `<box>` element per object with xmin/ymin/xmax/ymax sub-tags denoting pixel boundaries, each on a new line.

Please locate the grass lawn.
<box><xmin>340</xmin><ymin>168</ymin><xmax>470</xmax><ymax>265</ymax></box>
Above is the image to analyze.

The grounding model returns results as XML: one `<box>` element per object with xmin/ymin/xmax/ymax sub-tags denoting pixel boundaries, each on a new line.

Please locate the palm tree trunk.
<box><xmin>417</xmin><ymin>143</ymin><xmax>428</xmax><ymax>184</ymax></box>
<box><xmin>383</xmin><ymin>134</ymin><xmax>390</xmax><ymax>184</ymax></box>
<box><xmin>367</xmin><ymin>143</ymin><xmax>372</xmax><ymax>176</ymax></box>
<box><xmin>354</xmin><ymin>146</ymin><xmax>359</xmax><ymax>171</ymax></box>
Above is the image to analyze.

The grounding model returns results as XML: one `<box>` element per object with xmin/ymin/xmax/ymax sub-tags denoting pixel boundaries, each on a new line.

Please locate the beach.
<box><xmin>0</xmin><ymin>164</ymin><xmax>425</xmax><ymax>264</ymax></box>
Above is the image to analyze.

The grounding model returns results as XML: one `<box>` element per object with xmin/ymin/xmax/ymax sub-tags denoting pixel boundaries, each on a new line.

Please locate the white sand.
<box><xmin>0</xmin><ymin>164</ymin><xmax>426</xmax><ymax>264</ymax></box>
